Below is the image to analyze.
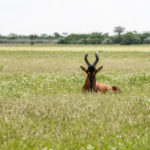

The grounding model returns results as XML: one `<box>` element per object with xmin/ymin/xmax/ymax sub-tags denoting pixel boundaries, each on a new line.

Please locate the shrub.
<box><xmin>143</xmin><ymin>37</ymin><xmax>150</xmax><ymax>44</ymax></box>
<box><xmin>112</xmin><ymin>35</ymin><xmax>123</xmax><ymax>44</ymax></box>
<box><xmin>121</xmin><ymin>32</ymin><xmax>141</xmax><ymax>45</ymax></box>
<box><xmin>102</xmin><ymin>38</ymin><xmax>113</xmax><ymax>44</ymax></box>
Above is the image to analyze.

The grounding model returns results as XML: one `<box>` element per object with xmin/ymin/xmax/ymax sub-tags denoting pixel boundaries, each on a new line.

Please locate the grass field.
<box><xmin>0</xmin><ymin>44</ymin><xmax>150</xmax><ymax>150</ymax></box>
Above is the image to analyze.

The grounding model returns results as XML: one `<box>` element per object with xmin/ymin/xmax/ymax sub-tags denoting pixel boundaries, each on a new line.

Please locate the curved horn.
<box><xmin>84</xmin><ymin>52</ymin><xmax>91</xmax><ymax>66</ymax></box>
<box><xmin>93</xmin><ymin>52</ymin><xmax>99</xmax><ymax>67</ymax></box>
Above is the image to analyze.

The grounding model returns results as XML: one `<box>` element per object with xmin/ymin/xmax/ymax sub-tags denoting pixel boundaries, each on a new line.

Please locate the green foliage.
<box><xmin>140</xmin><ymin>32</ymin><xmax>150</xmax><ymax>43</ymax></box>
<box><xmin>112</xmin><ymin>35</ymin><xmax>123</xmax><ymax>44</ymax></box>
<box><xmin>58</xmin><ymin>33</ymin><xmax>90</xmax><ymax>44</ymax></box>
<box><xmin>1</xmin><ymin>30</ymin><xmax>150</xmax><ymax>45</ymax></box>
<box><xmin>121</xmin><ymin>32</ymin><xmax>141</xmax><ymax>45</ymax></box>
<box><xmin>102</xmin><ymin>38</ymin><xmax>113</xmax><ymax>44</ymax></box>
<box><xmin>53</xmin><ymin>32</ymin><xmax>62</xmax><ymax>39</ymax></box>
<box><xmin>7</xmin><ymin>33</ymin><xmax>18</xmax><ymax>39</ymax></box>
<box><xmin>58</xmin><ymin>33</ymin><xmax>107</xmax><ymax>44</ymax></box>
<box><xmin>114</xmin><ymin>26</ymin><xmax>125</xmax><ymax>35</ymax></box>
<box><xmin>112</xmin><ymin>32</ymin><xmax>146</xmax><ymax>45</ymax></box>
<box><xmin>143</xmin><ymin>37</ymin><xmax>150</xmax><ymax>44</ymax></box>
<box><xmin>88</xmin><ymin>32</ymin><xmax>106</xmax><ymax>44</ymax></box>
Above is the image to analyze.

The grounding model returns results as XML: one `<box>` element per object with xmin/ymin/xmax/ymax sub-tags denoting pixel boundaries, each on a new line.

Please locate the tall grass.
<box><xmin>0</xmin><ymin>45</ymin><xmax>150</xmax><ymax>149</ymax></box>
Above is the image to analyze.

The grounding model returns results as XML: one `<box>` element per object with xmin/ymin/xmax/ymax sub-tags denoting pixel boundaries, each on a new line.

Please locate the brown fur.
<box><xmin>82</xmin><ymin>75</ymin><xmax>121</xmax><ymax>93</ymax></box>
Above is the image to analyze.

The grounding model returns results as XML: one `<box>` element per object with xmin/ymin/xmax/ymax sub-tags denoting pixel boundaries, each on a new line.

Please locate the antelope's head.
<box><xmin>80</xmin><ymin>52</ymin><xmax>103</xmax><ymax>91</ymax></box>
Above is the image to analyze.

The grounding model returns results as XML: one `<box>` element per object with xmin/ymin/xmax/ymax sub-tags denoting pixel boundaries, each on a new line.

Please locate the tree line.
<box><xmin>0</xmin><ymin>26</ymin><xmax>150</xmax><ymax>45</ymax></box>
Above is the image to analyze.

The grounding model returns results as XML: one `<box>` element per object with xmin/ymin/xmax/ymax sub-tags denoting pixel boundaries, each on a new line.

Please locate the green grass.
<box><xmin>0</xmin><ymin>44</ymin><xmax>150</xmax><ymax>150</ymax></box>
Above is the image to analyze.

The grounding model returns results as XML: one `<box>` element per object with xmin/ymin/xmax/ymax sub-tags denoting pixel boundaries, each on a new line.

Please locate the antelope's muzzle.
<box><xmin>89</xmin><ymin>75</ymin><xmax>94</xmax><ymax>91</ymax></box>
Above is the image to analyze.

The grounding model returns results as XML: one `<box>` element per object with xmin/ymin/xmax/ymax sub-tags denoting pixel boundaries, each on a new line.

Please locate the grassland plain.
<box><xmin>0</xmin><ymin>44</ymin><xmax>150</xmax><ymax>150</ymax></box>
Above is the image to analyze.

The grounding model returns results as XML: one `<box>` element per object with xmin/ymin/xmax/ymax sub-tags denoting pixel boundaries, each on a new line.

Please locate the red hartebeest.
<box><xmin>80</xmin><ymin>52</ymin><xmax>121</xmax><ymax>93</ymax></box>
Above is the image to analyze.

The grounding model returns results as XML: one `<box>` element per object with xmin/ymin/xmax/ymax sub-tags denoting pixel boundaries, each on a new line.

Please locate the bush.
<box><xmin>112</xmin><ymin>36</ymin><xmax>123</xmax><ymax>44</ymax></box>
<box><xmin>143</xmin><ymin>37</ymin><xmax>150</xmax><ymax>44</ymax></box>
<box><xmin>102</xmin><ymin>38</ymin><xmax>113</xmax><ymax>44</ymax></box>
<box><xmin>58</xmin><ymin>34</ymin><xmax>89</xmax><ymax>44</ymax></box>
<box><xmin>88</xmin><ymin>33</ymin><xmax>106</xmax><ymax>44</ymax></box>
<box><xmin>121</xmin><ymin>32</ymin><xmax>141</xmax><ymax>45</ymax></box>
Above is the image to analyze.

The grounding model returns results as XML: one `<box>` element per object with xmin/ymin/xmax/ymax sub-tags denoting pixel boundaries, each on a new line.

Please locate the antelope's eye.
<box><xmin>88</xmin><ymin>72</ymin><xmax>91</xmax><ymax>75</ymax></box>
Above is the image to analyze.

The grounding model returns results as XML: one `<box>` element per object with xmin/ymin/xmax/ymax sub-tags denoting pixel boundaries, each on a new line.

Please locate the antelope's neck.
<box><xmin>83</xmin><ymin>76</ymin><xmax>96</xmax><ymax>90</ymax></box>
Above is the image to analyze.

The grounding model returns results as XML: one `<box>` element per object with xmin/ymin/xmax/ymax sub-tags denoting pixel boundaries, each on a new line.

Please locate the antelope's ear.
<box><xmin>80</xmin><ymin>65</ymin><xmax>87</xmax><ymax>73</ymax></box>
<box><xmin>96</xmin><ymin>66</ymin><xmax>103</xmax><ymax>73</ymax></box>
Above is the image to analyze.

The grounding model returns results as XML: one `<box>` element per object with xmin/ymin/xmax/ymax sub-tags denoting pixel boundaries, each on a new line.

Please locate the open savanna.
<box><xmin>0</xmin><ymin>44</ymin><xmax>150</xmax><ymax>150</ymax></box>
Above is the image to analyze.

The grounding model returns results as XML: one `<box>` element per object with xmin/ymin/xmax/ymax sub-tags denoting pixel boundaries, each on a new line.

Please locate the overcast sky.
<box><xmin>0</xmin><ymin>0</ymin><xmax>150</xmax><ymax>35</ymax></box>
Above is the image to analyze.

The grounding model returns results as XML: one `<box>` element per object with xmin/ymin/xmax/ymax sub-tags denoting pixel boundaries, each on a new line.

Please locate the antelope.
<box><xmin>80</xmin><ymin>52</ymin><xmax>121</xmax><ymax>93</ymax></box>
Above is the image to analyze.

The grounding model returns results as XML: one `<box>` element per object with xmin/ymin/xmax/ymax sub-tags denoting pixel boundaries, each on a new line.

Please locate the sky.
<box><xmin>0</xmin><ymin>0</ymin><xmax>150</xmax><ymax>35</ymax></box>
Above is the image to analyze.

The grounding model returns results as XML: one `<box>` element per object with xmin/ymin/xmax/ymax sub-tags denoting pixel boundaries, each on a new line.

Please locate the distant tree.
<box><xmin>114</xmin><ymin>26</ymin><xmax>125</xmax><ymax>36</ymax></box>
<box><xmin>29</xmin><ymin>34</ymin><xmax>37</xmax><ymax>45</ymax></box>
<box><xmin>133</xmin><ymin>30</ymin><xmax>138</xmax><ymax>34</ymax></box>
<box><xmin>102</xmin><ymin>38</ymin><xmax>113</xmax><ymax>44</ymax></box>
<box><xmin>40</xmin><ymin>34</ymin><xmax>48</xmax><ymax>38</ymax></box>
<box><xmin>58</xmin><ymin>33</ymin><xmax>89</xmax><ymax>44</ymax></box>
<box><xmin>112</xmin><ymin>36</ymin><xmax>123</xmax><ymax>44</ymax></box>
<box><xmin>140</xmin><ymin>32</ymin><xmax>150</xmax><ymax>43</ymax></box>
<box><xmin>53</xmin><ymin>32</ymin><xmax>61</xmax><ymax>39</ymax></box>
<box><xmin>143</xmin><ymin>37</ymin><xmax>150</xmax><ymax>44</ymax></box>
<box><xmin>89</xmin><ymin>32</ymin><xmax>106</xmax><ymax>44</ymax></box>
<box><xmin>121</xmin><ymin>32</ymin><xmax>141</xmax><ymax>45</ymax></box>
<box><xmin>62</xmin><ymin>32</ymin><xmax>68</xmax><ymax>36</ymax></box>
<box><xmin>8</xmin><ymin>33</ymin><xmax>18</xmax><ymax>39</ymax></box>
